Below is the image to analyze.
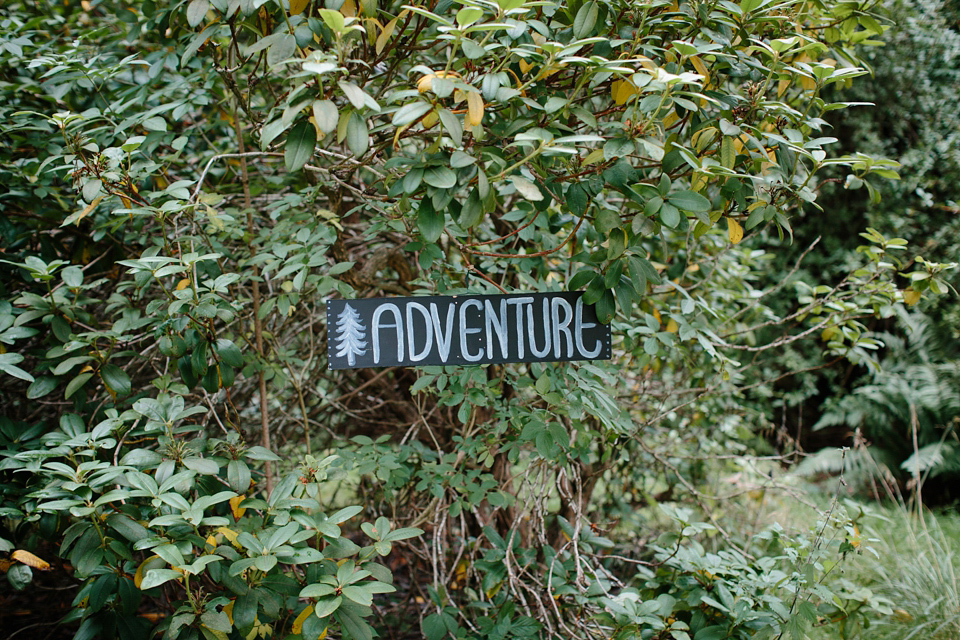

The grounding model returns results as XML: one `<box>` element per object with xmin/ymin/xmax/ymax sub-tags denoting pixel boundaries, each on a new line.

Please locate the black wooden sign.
<box><xmin>326</xmin><ymin>292</ymin><xmax>611</xmax><ymax>369</ymax></box>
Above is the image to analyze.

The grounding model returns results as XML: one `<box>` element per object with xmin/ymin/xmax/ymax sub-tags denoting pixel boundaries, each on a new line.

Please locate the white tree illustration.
<box><xmin>334</xmin><ymin>303</ymin><xmax>367</xmax><ymax>366</ymax></box>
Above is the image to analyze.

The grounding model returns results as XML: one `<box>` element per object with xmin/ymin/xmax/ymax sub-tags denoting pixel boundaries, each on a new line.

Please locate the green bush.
<box><xmin>0</xmin><ymin>0</ymin><xmax>955</xmax><ymax>638</ymax></box>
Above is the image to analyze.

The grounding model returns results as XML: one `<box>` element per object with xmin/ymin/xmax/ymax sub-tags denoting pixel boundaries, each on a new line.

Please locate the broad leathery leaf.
<box><xmin>660</xmin><ymin>203</ymin><xmax>681</xmax><ymax>228</ymax></box>
<box><xmin>186</xmin><ymin>0</ymin><xmax>209</xmax><ymax>27</ymax></box>
<box><xmin>456</xmin><ymin>7</ymin><xmax>483</xmax><ymax>27</ymax></box>
<box><xmin>667</xmin><ymin>190</ymin><xmax>711</xmax><ymax>212</ymax></box>
<box><xmin>417</xmin><ymin>201</ymin><xmax>444</xmax><ymax>243</ymax></box>
<box><xmin>511</xmin><ymin>176</ymin><xmax>542</xmax><ymax>201</ymax></box>
<box><xmin>140</xmin><ymin>569</ymin><xmax>183</xmax><ymax>591</ymax></box>
<box><xmin>573</xmin><ymin>1</ymin><xmax>599</xmax><ymax>39</ymax></box>
<box><xmin>65</xmin><ymin>372</ymin><xmax>92</xmax><ymax>398</ymax></box>
<box><xmin>393</xmin><ymin>101</ymin><xmax>433</xmax><ymax>127</ymax></box>
<box><xmin>438</xmin><ymin>108</ymin><xmax>463</xmax><ymax>145</ymax></box>
<box><xmin>596</xmin><ymin>289</ymin><xmax>615</xmax><ymax>324</ymax></box>
<box><xmin>313</xmin><ymin>100</ymin><xmax>338</xmax><ymax>134</ymax></box>
<box><xmin>214</xmin><ymin>339</ymin><xmax>244</xmax><ymax>367</ymax></box>
<box><xmin>338</xmin><ymin>81</ymin><xmax>366</xmax><ymax>109</ymax></box>
<box><xmin>721</xmin><ymin>136</ymin><xmax>735</xmax><ymax>169</ymax></box>
<box><xmin>423</xmin><ymin>166</ymin><xmax>457</xmax><ymax>189</ymax></box>
<box><xmin>285</xmin><ymin>119</ymin><xmax>316</xmax><ymax>172</ymax></box>
<box><xmin>345</xmin><ymin>113</ymin><xmax>369</xmax><ymax>156</ymax></box>
<box><xmin>459</xmin><ymin>189</ymin><xmax>484</xmax><ymax>228</ymax></box>
<box><xmin>267</xmin><ymin>33</ymin><xmax>296</xmax><ymax>66</ymax></box>
<box><xmin>318</xmin><ymin>8</ymin><xmax>345</xmax><ymax>33</ymax></box>
<box><xmin>100</xmin><ymin>364</ymin><xmax>131</xmax><ymax>396</ymax></box>
<box><xmin>313</xmin><ymin>595</ymin><xmax>342</xmax><ymax>619</ymax></box>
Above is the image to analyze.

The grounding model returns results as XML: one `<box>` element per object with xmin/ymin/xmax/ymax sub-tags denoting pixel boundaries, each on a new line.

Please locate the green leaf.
<box><xmin>423</xmin><ymin>166</ymin><xmax>457</xmax><ymax>189</ymax></box>
<box><xmin>318</xmin><ymin>8</ymin><xmax>346</xmax><ymax>33</ymax></box>
<box><xmin>660</xmin><ymin>203</ymin><xmax>681</xmax><ymax>228</ymax></box>
<box><xmin>106</xmin><ymin>514</ymin><xmax>151</xmax><ymax>542</ymax></box>
<box><xmin>186</xmin><ymin>0</ymin><xmax>209</xmax><ymax>27</ymax></box>
<box><xmin>335</xmin><ymin>607</ymin><xmax>374</xmax><ymax>640</ymax></box>
<box><xmin>418</xmin><ymin>201</ymin><xmax>444</xmax><ymax>243</ymax></box>
<box><xmin>65</xmin><ymin>372</ymin><xmax>93</xmax><ymax>398</ymax></box>
<box><xmin>393</xmin><ymin>101</ymin><xmax>433</xmax><ymax>127</ymax></box>
<box><xmin>346</xmin><ymin>113</ymin><xmax>369</xmax><ymax>157</ymax></box>
<box><xmin>100</xmin><ymin>364</ymin><xmax>131</xmax><ymax>396</ymax></box>
<box><xmin>595</xmin><ymin>289</ymin><xmax>615</xmax><ymax>324</ymax></box>
<box><xmin>313</xmin><ymin>595</ymin><xmax>342</xmax><ymax>619</ymax></box>
<box><xmin>456</xmin><ymin>7</ymin><xmax>483</xmax><ymax>27</ymax></box>
<box><xmin>285</xmin><ymin>120</ymin><xmax>316</xmax><ymax>172</ymax></box>
<box><xmin>668</xmin><ymin>190</ymin><xmax>711</xmax><ymax>212</ymax></box>
<box><xmin>573</xmin><ymin>1</ymin><xmax>599</xmax><ymax>38</ymax></box>
<box><xmin>0</xmin><ymin>353</ymin><xmax>33</xmax><ymax>383</ymax></box>
<box><xmin>313</xmin><ymin>100</ymin><xmax>339</xmax><ymax>134</ymax></box>
<box><xmin>422</xmin><ymin>613</ymin><xmax>446</xmax><ymax>640</ymax></box>
<box><xmin>26</xmin><ymin>376</ymin><xmax>57</xmax><ymax>399</ymax></box>
<box><xmin>140</xmin><ymin>569</ymin><xmax>182</xmax><ymax>590</ymax></box>
<box><xmin>214</xmin><ymin>339</ymin><xmax>244</xmax><ymax>367</ymax></box>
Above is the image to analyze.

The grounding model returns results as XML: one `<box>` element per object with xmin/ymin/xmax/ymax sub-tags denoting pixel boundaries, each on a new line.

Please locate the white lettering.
<box><xmin>506</xmin><ymin>297</ymin><xmax>534</xmax><ymax>359</ymax></box>
<box><xmin>575</xmin><ymin>297</ymin><xmax>602</xmax><ymax>358</ymax></box>
<box><xmin>430</xmin><ymin>302</ymin><xmax>456</xmax><ymax>362</ymax></box>
<box><xmin>372</xmin><ymin>303</ymin><xmax>403</xmax><ymax>364</ymax></box>
<box><xmin>406</xmin><ymin>302</ymin><xmax>433</xmax><ymax>362</ymax></box>
<box><xmin>484</xmin><ymin>298</ymin><xmax>509</xmax><ymax>359</ymax></box>
<box><xmin>459</xmin><ymin>299</ymin><xmax>483</xmax><ymax>362</ymax></box>
<box><xmin>552</xmin><ymin>297</ymin><xmax>573</xmax><ymax>358</ymax></box>
<box><xmin>528</xmin><ymin>297</ymin><xmax>552</xmax><ymax>357</ymax></box>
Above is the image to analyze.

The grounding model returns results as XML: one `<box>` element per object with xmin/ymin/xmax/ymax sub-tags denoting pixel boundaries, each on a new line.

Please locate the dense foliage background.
<box><xmin>1</xmin><ymin>0</ymin><xmax>958</xmax><ymax>639</ymax></box>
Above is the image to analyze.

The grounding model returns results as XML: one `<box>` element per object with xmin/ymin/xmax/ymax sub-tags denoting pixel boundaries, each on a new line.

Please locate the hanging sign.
<box><xmin>326</xmin><ymin>292</ymin><xmax>611</xmax><ymax>370</ymax></box>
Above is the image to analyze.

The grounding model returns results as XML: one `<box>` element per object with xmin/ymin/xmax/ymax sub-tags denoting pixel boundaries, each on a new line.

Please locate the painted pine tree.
<box><xmin>334</xmin><ymin>303</ymin><xmax>367</xmax><ymax>366</ymax></box>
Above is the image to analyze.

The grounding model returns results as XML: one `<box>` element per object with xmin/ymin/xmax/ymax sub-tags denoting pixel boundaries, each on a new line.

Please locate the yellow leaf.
<box><xmin>800</xmin><ymin>75</ymin><xmax>816</xmax><ymax>91</ymax></box>
<box><xmin>72</xmin><ymin>195</ymin><xmax>103</xmax><ymax>225</ymax></box>
<box><xmin>176</xmin><ymin>278</ymin><xmax>191</xmax><ymax>291</ymax></box>
<box><xmin>292</xmin><ymin>606</ymin><xmax>314</xmax><ymax>634</ymax></box>
<box><xmin>637</xmin><ymin>55</ymin><xmax>657</xmax><ymax>71</ymax></box>
<box><xmin>903</xmin><ymin>287</ymin><xmax>921</xmax><ymax>305</ymax></box>
<box><xmin>12</xmin><ymin>549</ymin><xmax>51</xmax><ymax>571</ymax></box>
<box><xmin>422</xmin><ymin>111</ymin><xmax>439</xmax><ymax>129</ymax></box>
<box><xmin>662</xmin><ymin>110</ymin><xmax>680</xmax><ymax>130</ymax></box>
<box><xmin>777</xmin><ymin>77</ymin><xmax>790</xmax><ymax>97</ymax></box>
<box><xmin>611</xmin><ymin>79</ymin><xmax>638</xmax><ymax>106</ymax></box>
<box><xmin>893</xmin><ymin>608</ymin><xmax>913</xmax><ymax>622</ymax></box>
<box><xmin>691</xmin><ymin>171</ymin><xmax>708</xmax><ymax>193</ymax></box>
<box><xmin>289</xmin><ymin>0</ymin><xmax>309</xmax><ymax>15</ymax></box>
<box><xmin>418</xmin><ymin>70</ymin><xmax>460</xmax><ymax>93</ymax></box>
<box><xmin>666</xmin><ymin>318</ymin><xmax>679</xmax><ymax>333</ymax></box>
<box><xmin>340</xmin><ymin>0</ymin><xmax>356</xmax><ymax>17</ymax></box>
<box><xmin>376</xmin><ymin>15</ymin><xmax>399</xmax><ymax>54</ymax></box>
<box><xmin>466</xmin><ymin>92</ymin><xmax>484</xmax><ymax>127</ymax></box>
<box><xmin>518</xmin><ymin>58</ymin><xmax>533</xmax><ymax>74</ymax></box>
<box><xmin>690</xmin><ymin>55</ymin><xmax>709</xmax><ymax>80</ymax></box>
<box><xmin>652</xmin><ymin>308</ymin><xmax>661</xmax><ymax>326</ymax></box>
<box><xmin>229</xmin><ymin>495</ymin><xmax>246</xmax><ymax>520</ymax></box>
<box><xmin>201</xmin><ymin>628</ymin><xmax>228</xmax><ymax>640</ymax></box>
<box><xmin>223</xmin><ymin>600</ymin><xmax>235</xmax><ymax>624</ymax></box>
<box><xmin>214</xmin><ymin>526</ymin><xmax>242</xmax><ymax>550</ymax></box>
<box><xmin>727</xmin><ymin>217</ymin><xmax>743</xmax><ymax>244</ymax></box>
<box><xmin>582</xmin><ymin>149</ymin><xmax>604</xmax><ymax>166</ymax></box>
